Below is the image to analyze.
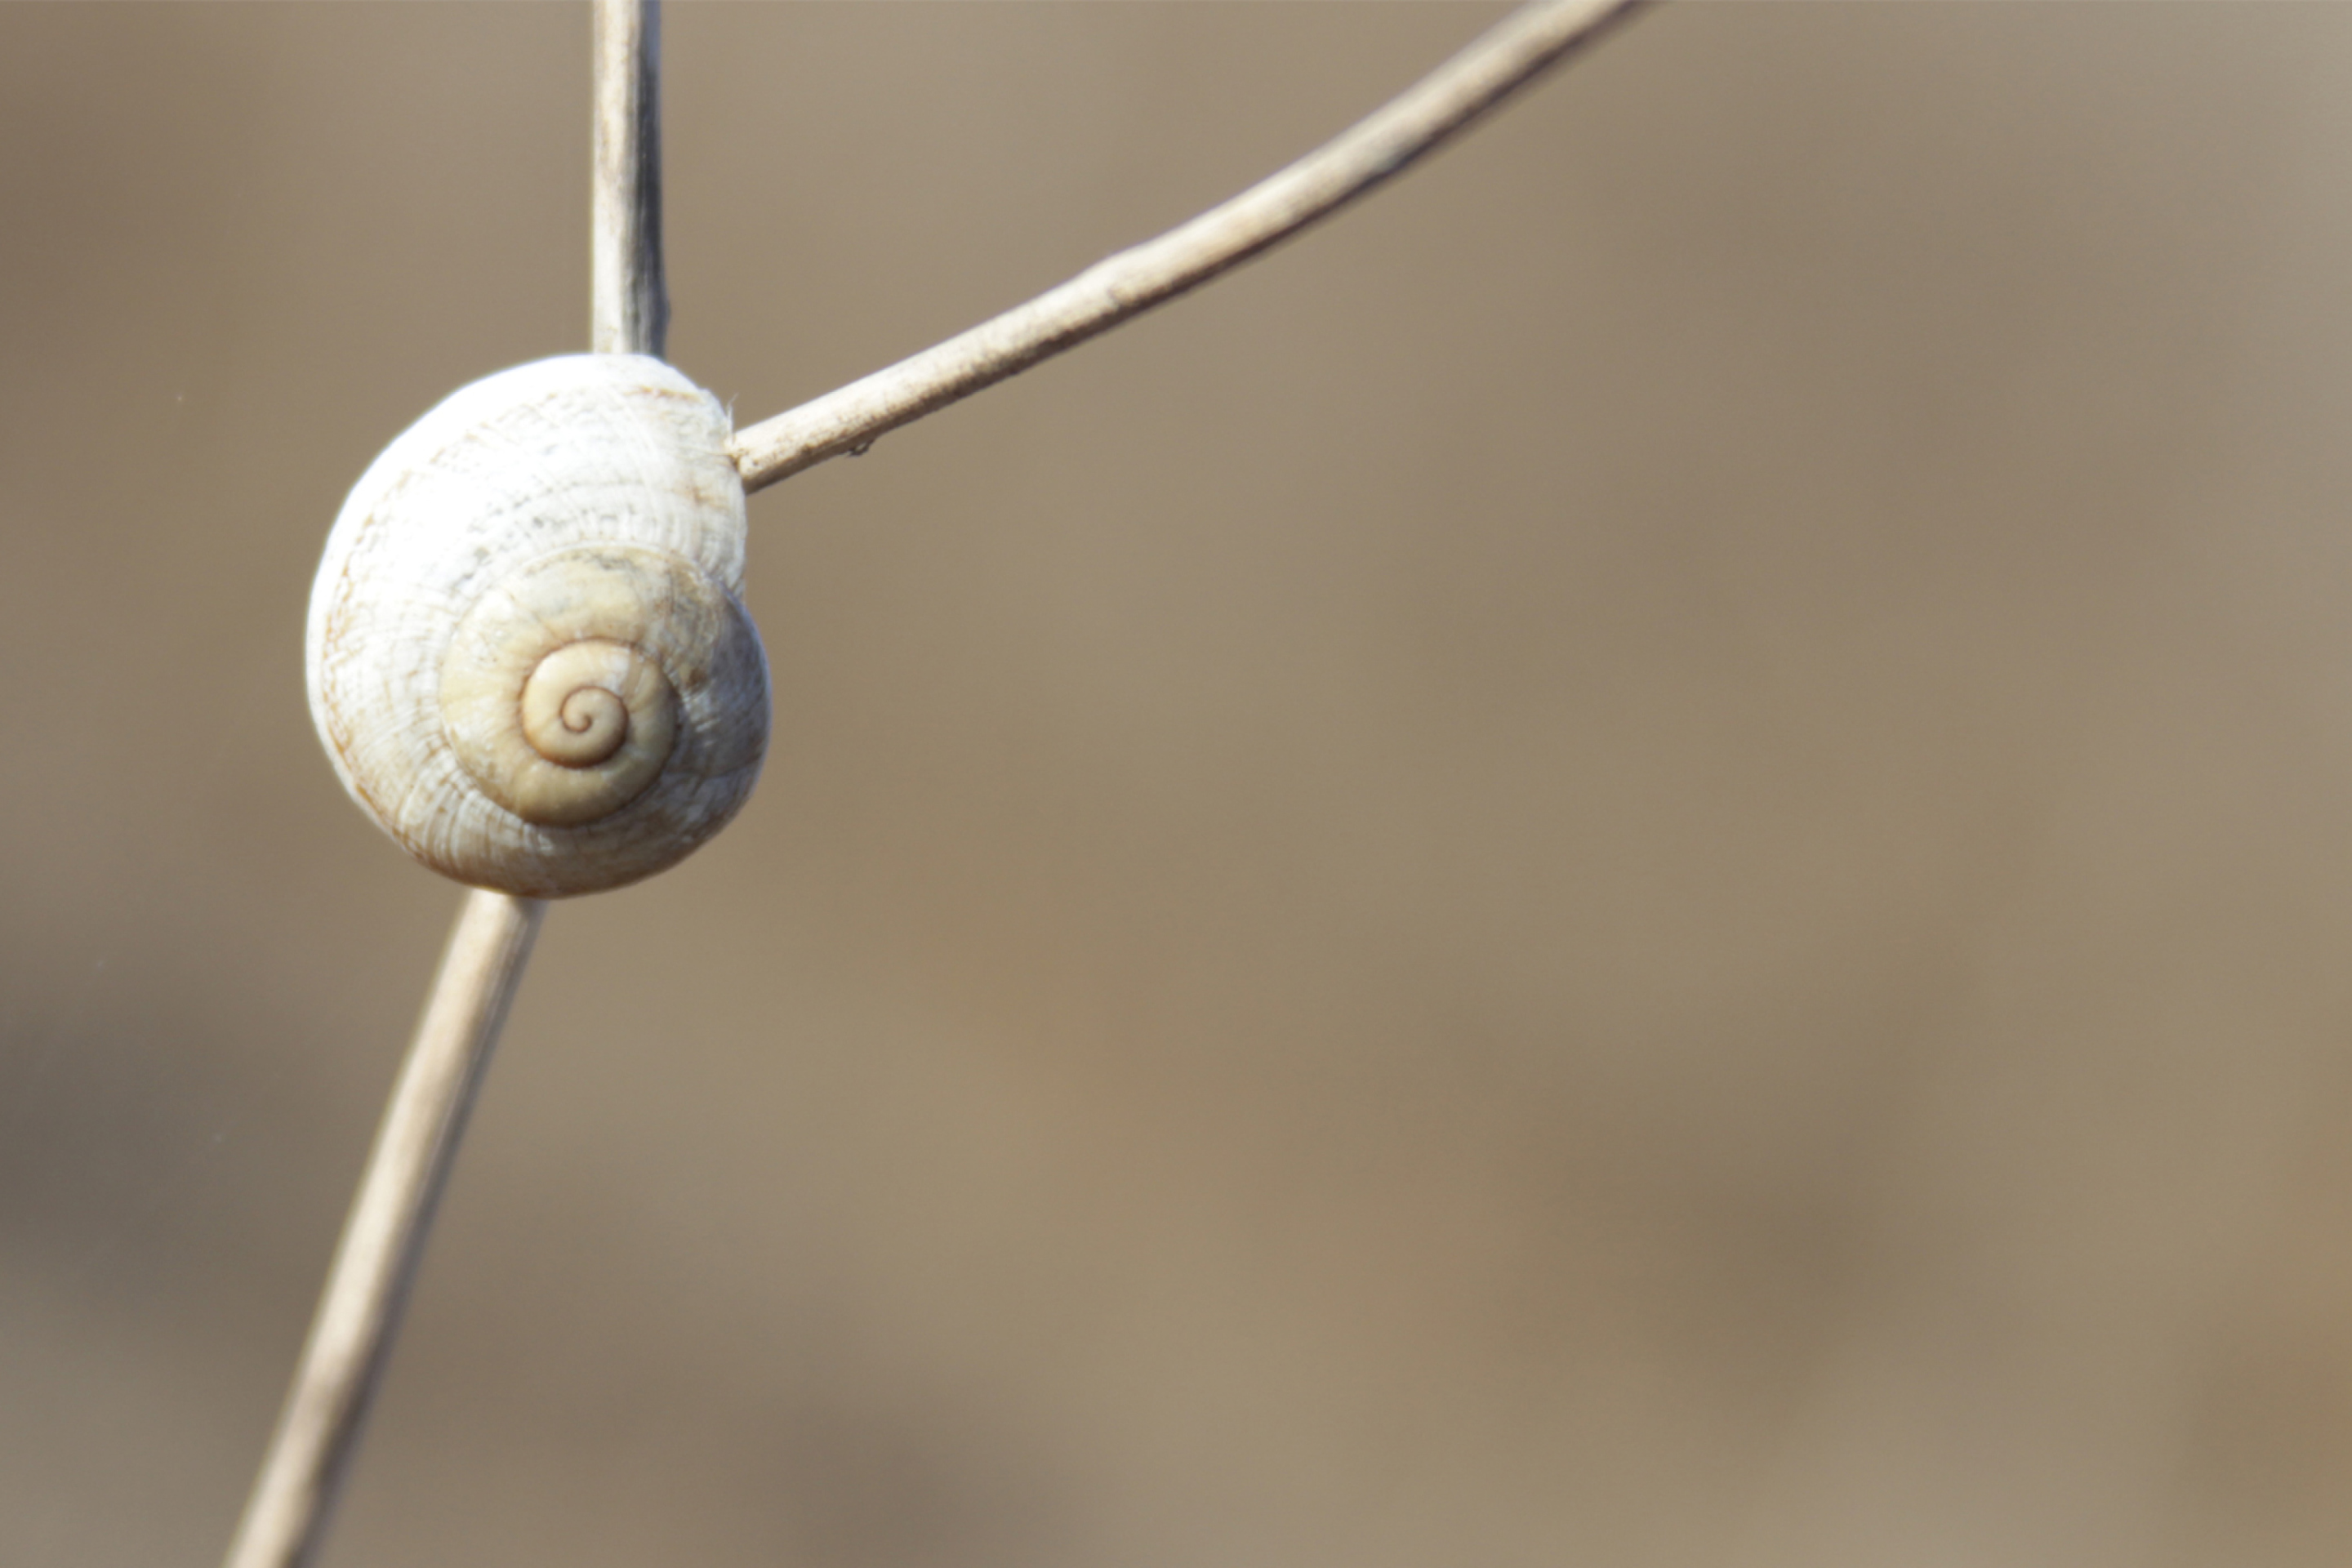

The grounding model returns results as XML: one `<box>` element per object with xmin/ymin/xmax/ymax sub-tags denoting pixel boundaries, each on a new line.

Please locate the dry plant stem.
<box><xmin>226</xmin><ymin>9</ymin><xmax>664</xmax><ymax>1566</ymax></box>
<box><xmin>220</xmin><ymin>892</ymin><xmax>546</xmax><ymax>1568</ymax></box>
<box><xmin>728</xmin><ymin>0</ymin><xmax>1648</xmax><ymax>493</ymax></box>
<box><xmin>594</xmin><ymin>0</ymin><xmax>666</xmax><ymax>358</ymax></box>
<box><xmin>225</xmin><ymin>3</ymin><xmax>1626</xmax><ymax>1558</ymax></box>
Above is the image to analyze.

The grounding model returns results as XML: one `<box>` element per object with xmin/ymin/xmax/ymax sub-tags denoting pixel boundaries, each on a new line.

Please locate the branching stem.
<box><xmin>223</xmin><ymin>4</ymin><xmax>662</xmax><ymax>1564</ymax></box>
<box><xmin>728</xmin><ymin>0</ymin><xmax>1649</xmax><ymax>494</ymax></box>
<box><xmin>225</xmin><ymin>3</ymin><xmax>1646</xmax><ymax>1561</ymax></box>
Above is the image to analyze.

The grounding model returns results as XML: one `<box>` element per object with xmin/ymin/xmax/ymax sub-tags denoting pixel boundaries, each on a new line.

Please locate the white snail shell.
<box><xmin>305</xmin><ymin>354</ymin><xmax>769</xmax><ymax>898</ymax></box>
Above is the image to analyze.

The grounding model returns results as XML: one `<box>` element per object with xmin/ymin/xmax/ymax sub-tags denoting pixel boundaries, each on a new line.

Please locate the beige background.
<box><xmin>5</xmin><ymin>4</ymin><xmax>2352</xmax><ymax>1565</ymax></box>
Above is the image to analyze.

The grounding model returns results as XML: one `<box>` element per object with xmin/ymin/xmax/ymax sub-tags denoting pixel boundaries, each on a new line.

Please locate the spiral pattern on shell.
<box><xmin>305</xmin><ymin>355</ymin><xmax>769</xmax><ymax>898</ymax></box>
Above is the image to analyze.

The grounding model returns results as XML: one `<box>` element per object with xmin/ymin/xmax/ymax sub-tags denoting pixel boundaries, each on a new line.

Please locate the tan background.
<box><xmin>4</xmin><ymin>4</ymin><xmax>2351</xmax><ymax>1565</ymax></box>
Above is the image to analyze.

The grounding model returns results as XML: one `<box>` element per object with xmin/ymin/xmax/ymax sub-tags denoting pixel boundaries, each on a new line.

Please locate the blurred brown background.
<box><xmin>5</xmin><ymin>4</ymin><xmax>2352</xmax><ymax>1565</ymax></box>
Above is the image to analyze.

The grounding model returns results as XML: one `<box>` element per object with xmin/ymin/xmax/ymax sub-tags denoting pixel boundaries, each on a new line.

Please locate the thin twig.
<box><xmin>727</xmin><ymin>0</ymin><xmax>1648</xmax><ymax>495</ymax></box>
<box><xmin>227</xmin><ymin>3</ymin><xmax>1639</xmax><ymax>1557</ymax></box>
<box><xmin>594</xmin><ymin>0</ymin><xmax>667</xmax><ymax>358</ymax></box>
<box><xmin>225</xmin><ymin>7</ymin><xmax>665</xmax><ymax>1563</ymax></box>
<box><xmin>220</xmin><ymin>892</ymin><xmax>546</xmax><ymax>1568</ymax></box>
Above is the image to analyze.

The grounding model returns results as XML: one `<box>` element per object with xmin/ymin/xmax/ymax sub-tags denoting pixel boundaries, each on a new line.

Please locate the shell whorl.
<box><xmin>305</xmin><ymin>355</ymin><xmax>769</xmax><ymax>898</ymax></box>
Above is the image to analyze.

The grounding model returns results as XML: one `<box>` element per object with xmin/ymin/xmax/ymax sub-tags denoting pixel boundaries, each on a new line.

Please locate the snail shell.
<box><xmin>305</xmin><ymin>354</ymin><xmax>768</xmax><ymax>898</ymax></box>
